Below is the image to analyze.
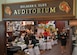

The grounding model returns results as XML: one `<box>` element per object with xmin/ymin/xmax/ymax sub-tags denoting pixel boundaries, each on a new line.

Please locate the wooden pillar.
<box><xmin>0</xmin><ymin>21</ymin><xmax>6</xmax><ymax>55</ymax></box>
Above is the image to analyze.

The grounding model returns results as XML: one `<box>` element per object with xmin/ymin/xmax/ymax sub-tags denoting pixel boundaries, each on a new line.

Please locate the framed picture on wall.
<box><xmin>6</xmin><ymin>21</ymin><xmax>13</xmax><ymax>32</ymax></box>
<box><xmin>13</xmin><ymin>21</ymin><xmax>21</xmax><ymax>31</ymax></box>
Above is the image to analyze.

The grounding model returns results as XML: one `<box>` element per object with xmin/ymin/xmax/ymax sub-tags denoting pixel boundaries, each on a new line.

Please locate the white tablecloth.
<box><xmin>16</xmin><ymin>42</ymin><xmax>27</xmax><ymax>50</ymax></box>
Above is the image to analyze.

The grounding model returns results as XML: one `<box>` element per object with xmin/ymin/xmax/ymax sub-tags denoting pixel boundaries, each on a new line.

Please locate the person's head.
<box><xmin>62</xmin><ymin>28</ymin><xmax>66</xmax><ymax>32</ymax></box>
<box><xmin>40</xmin><ymin>32</ymin><xmax>42</xmax><ymax>35</ymax></box>
<box><xmin>44</xmin><ymin>29</ymin><xmax>46</xmax><ymax>32</ymax></box>
<box><xmin>39</xmin><ymin>32</ymin><xmax>43</xmax><ymax>38</ymax></box>
<box><xmin>26</xmin><ymin>29</ymin><xmax>31</xmax><ymax>34</ymax></box>
<box><xmin>21</xmin><ymin>33</ymin><xmax>25</xmax><ymax>38</ymax></box>
<box><xmin>39</xmin><ymin>36</ymin><xmax>42</xmax><ymax>38</ymax></box>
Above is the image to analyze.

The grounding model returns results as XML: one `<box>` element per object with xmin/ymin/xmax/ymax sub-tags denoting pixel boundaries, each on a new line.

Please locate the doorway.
<box><xmin>5</xmin><ymin>20</ymin><xmax>71</xmax><ymax>55</ymax></box>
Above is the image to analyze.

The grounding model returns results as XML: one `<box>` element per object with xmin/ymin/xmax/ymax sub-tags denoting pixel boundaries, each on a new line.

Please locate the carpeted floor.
<box><xmin>41</xmin><ymin>39</ymin><xmax>72</xmax><ymax>55</ymax></box>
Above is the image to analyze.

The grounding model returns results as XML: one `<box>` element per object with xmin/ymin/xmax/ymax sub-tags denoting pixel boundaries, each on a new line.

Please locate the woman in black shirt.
<box><xmin>60</xmin><ymin>29</ymin><xmax>67</xmax><ymax>54</ymax></box>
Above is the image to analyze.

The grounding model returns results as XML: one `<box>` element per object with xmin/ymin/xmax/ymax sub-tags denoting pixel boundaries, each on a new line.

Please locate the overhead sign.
<box><xmin>2</xmin><ymin>0</ymin><xmax>75</xmax><ymax>19</ymax></box>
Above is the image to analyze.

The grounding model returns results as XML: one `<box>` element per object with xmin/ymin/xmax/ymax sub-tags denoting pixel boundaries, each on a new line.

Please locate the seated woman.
<box><xmin>11</xmin><ymin>33</ymin><xmax>27</xmax><ymax>51</ymax></box>
<box><xmin>18</xmin><ymin>33</ymin><xmax>25</xmax><ymax>43</ymax></box>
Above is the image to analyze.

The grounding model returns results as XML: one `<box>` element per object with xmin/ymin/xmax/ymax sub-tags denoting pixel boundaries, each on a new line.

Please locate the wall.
<box><xmin>6</xmin><ymin>0</ymin><xmax>39</xmax><ymax>3</ymax></box>
<box><xmin>0</xmin><ymin>0</ymin><xmax>6</xmax><ymax>21</ymax></box>
<box><xmin>55</xmin><ymin>21</ymin><xmax>65</xmax><ymax>32</ymax></box>
<box><xmin>76</xmin><ymin>0</ymin><xmax>77</xmax><ymax>18</ymax></box>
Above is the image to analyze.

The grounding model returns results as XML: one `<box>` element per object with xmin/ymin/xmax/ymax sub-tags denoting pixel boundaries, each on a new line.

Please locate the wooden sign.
<box><xmin>2</xmin><ymin>0</ymin><xmax>75</xmax><ymax>20</ymax></box>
